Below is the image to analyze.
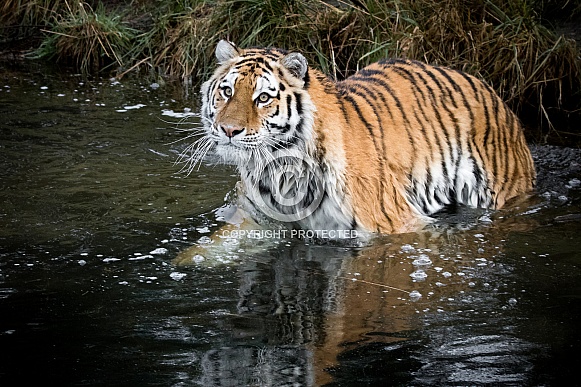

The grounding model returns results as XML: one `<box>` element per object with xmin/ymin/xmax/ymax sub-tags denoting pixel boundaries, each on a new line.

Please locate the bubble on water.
<box><xmin>197</xmin><ymin>236</ymin><xmax>213</xmax><ymax>244</ymax></box>
<box><xmin>412</xmin><ymin>254</ymin><xmax>432</xmax><ymax>266</ymax></box>
<box><xmin>40</xmin><ymin>86</ymin><xmax>48</xmax><ymax>90</ymax></box>
<box><xmin>508</xmin><ymin>298</ymin><xmax>518</xmax><ymax>306</ymax></box>
<box><xmin>442</xmin><ymin>271</ymin><xmax>452</xmax><ymax>278</ymax></box>
<box><xmin>150</xmin><ymin>82</ymin><xmax>160</xmax><ymax>89</ymax></box>
<box><xmin>192</xmin><ymin>255</ymin><xmax>205</xmax><ymax>264</ymax></box>
<box><xmin>103</xmin><ymin>257</ymin><xmax>121</xmax><ymax>263</ymax></box>
<box><xmin>401</xmin><ymin>244</ymin><xmax>415</xmax><ymax>253</ymax></box>
<box><xmin>170</xmin><ymin>272</ymin><xmax>187</xmax><ymax>281</ymax></box>
<box><xmin>409</xmin><ymin>290</ymin><xmax>422</xmax><ymax>300</ymax></box>
<box><xmin>478</xmin><ymin>214</ymin><xmax>492</xmax><ymax>223</ymax></box>
<box><xmin>123</xmin><ymin>104</ymin><xmax>146</xmax><ymax>110</ymax></box>
<box><xmin>558</xmin><ymin>195</ymin><xmax>568</xmax><ymax>202</ymax></box>
<box><xmin>161</xmin><ymin>109</ymin><xmax>197</xmax><ymax>118</ymax></box>
<box><xmin>128</xmin><ymin>254</ymin><xmax>153</xmax><ymax>260</ymax></box>
<box><xmin>149</xmin><ymin>247</ymin><xmax>168</xmax><ymax>255</ymax></box>
<box><xmin>196</xmin><ymin>226</ymin><xmax>210</xmax><ymax>233</ymax></box>
<box><xmin>568</xmin><ymin>178</ymin><xmax>580</xmax><ymax>188</ymax></box>
<box><xmin>410</xmin><ymin>269</ymin><xmax>428</xmax><ymax>281</ymax></box>
<box><xmin>78</xmin><ymin>260</ymin><xmax>87</xmax><ymax>266</ymax></box>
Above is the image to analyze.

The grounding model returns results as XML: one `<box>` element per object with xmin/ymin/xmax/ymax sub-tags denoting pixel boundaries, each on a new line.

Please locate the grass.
<box><xmin>1</xmin><ymin>0</ymin><xmax>580</xmax><ymax>144</ymax></box>
<box><xmin>27</xmin><ymin>1</ymin><xmax>136</xmax><ymax>73</ymax></box>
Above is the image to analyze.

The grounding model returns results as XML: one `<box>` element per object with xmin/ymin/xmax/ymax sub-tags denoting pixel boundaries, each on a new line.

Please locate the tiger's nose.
<box><xmin>222</xmin><ymin>125</ymin><xmax>244</xmax><ymax>138</ymax></box>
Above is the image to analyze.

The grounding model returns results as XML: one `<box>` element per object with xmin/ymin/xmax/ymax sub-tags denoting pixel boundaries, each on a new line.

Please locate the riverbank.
<box><xmin>1</xmin><ymin>0</ymin><xmax>580</xmax><ymax>145</ymax></box>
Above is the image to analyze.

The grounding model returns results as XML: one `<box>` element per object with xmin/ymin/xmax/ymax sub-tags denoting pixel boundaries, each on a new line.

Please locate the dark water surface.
<box><xmin>1</xmin><ymin>64</ymin><xmax>580</xmax><ymax>386</ymax></box>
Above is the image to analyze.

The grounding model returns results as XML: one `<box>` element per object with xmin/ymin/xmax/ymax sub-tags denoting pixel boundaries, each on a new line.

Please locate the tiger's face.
<box><xmin>200</xmin><ymin>40</ymin><xmax>314</xmax><ymax>165</ymax></box>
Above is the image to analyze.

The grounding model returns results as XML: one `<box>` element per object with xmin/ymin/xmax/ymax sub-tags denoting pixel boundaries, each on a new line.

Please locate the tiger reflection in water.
<box><xmin>194</xmin><ymin>204</ymin><xmax>538</xmax><ymax>386</ymax></box>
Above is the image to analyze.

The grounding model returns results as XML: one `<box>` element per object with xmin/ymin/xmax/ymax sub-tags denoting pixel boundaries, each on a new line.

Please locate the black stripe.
<box><xmin>303</xmin><ymin>68</ymin><xmax>310</xmax><ymax>88</ymax></box>
<box><xmin>350</xmin><ymin>72</ymin><xmax>417</xmax><ymax>160</ymax></box>
<box><xmin>235</xmin><ymin>56</ymin><xmax>273</xmax><ymax>72</ymax></box>
<box><xmin>490</xmin><ymin>89</ymin><xmax>504</xmax><ymax>202</ymax></box>
<box><xmin>294</xmin><ymin>92</ymin><xmax>303</xmax><ymax>116</ymax></box>
<box><xmin>480</xmin><ymin>88</ymin><xmax>496</xmax><ymax>198</ymax></box>
<box><xmin>350</xmin><ymin>217</ymin><xmax>358</xmax><ymax>230</ymax></box>
<box><xmin>454</xmin><ymin>70</ymin><xmax>480</xmax><ymax>101</ymax></box>
<box><xmin>392</xmin><ymin>67</ymin><xmax>448</xmax><ymax>215</ymax></box>
<box><xmin>418</xmin><ymin>64</ymin><xmax>460</xmax><ymax>124</ymax></box>
<box><xmin>404</xmin><ymin>67</ymin><xmax>455</xmax><ymax>189</ymax></box>
<box><xmin>341</xmin><ymin>84</ymin><xmax>392</xmax><ymax>187</ymax></box>
<box><xmin>389</xmin><ymin>66</ymin><xmax>447</xmax><ymax>201</ymax></box>
<box><xmin>294</xmin><ymin>93</ymin><xmax>304</xmax><ymax>135</ymax></box>
<box><xmin>433</xmin><ymin>66</ymin><xmax>462</xmax><ymax>93</ymax></box>
<box><xmin>270</xmin><ymin>122</ymin><xmax>292</xmax><ymax>133</ymax></box>
<box><xmin>453</xmin><ymin>76</ymin><xmax>489</xmax><ymax>204</ymax></box>
<box><xmin>342</xmin><ymin>94</ymin><xmax>394</xmax><ymax>230</ymax></box>
<box><xmin>282</xmin><ymin>94</ymin><xmax>293</xmax><ymax>134</ymax></box>
<box><xmin>500</xmin><ymin>104</ymin><xmax>517</xmax><ymax>196</ymax></box>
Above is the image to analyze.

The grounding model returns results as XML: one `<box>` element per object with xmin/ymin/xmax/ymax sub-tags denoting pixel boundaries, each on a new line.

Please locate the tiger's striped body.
<box><xmin>196</xmin><ymin>40</ymin><xmax>535</xmax><ymax>235</ymax></box>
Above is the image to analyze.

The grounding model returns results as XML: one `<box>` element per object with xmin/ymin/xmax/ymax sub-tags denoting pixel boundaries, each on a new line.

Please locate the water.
<box><xmin>1</xmin><ymin>63</ymin><xmax>580</xmax><ymax>386</ymax></box>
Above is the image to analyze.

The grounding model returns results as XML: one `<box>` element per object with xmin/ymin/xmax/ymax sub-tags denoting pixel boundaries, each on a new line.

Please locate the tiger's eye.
<box><xmin>222</xmin><ymin>86</ymin><xmax>233</xmax><ymax>98</ymax></box>
<box><xmin>257</xmin><ymin>92</ymin><xmax>270</xmax><ymax>104</ymax></box>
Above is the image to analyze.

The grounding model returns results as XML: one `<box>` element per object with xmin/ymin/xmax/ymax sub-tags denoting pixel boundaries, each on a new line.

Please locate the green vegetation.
<box><xmin>30</xmin><ymin>2</ymin><xmax>136</xmax><ymax>72</ymax></box>
<box><xmin>1</xmin><ymin>0</ymin><xmax>580</xmax><ymax>143</ymax></box>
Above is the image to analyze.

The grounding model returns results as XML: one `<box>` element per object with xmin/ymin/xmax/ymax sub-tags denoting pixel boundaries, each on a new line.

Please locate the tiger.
<box><xmin>190</xmin><ymin>40</ymin><xmax>536</xmax><ymax>238</ymax></box>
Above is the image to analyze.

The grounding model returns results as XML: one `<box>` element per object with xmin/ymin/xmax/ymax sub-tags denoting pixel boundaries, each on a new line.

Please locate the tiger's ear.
<box><xmin>215</xmin><ymin>40</ymin><xmax>240</xmax><ymax>63</ymax></box>
<box><xmin>282</xmin><ymin>52</ymin><xmax>308</xmax><ymax>80</ymax></box>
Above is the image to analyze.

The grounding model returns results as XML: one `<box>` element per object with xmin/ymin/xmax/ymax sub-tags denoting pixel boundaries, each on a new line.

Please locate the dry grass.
<box><xmin>2</xmin><ymin>0</ymin><xmax>580</xmax><ymax>142</ymax></box>
<box><xmin>19</xmin><ymin>1</ymin><xmax>135</xmax><ymax>72</ymax></box>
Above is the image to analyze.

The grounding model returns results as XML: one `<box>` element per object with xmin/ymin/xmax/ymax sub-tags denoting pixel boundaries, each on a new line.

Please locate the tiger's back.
<box><xmin>195</xmin><ymin>41</ymin><xmax>536</xmax><ymax>236</ymax></box>
<box><xmin>333</xmin><ymin>59</ymin><xmax>536</xmax><ymax>232</ymax></box>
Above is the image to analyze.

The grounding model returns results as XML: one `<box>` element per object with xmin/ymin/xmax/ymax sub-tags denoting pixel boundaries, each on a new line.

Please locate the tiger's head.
<box><xmin>199</xmin><ymin>40</ymin><xmax>315</xmax><ymax>166</ymax></box>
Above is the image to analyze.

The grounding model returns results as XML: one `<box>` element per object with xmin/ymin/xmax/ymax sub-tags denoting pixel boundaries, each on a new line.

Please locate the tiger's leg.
<box><xmin>172</xmin><ymin>204</ymin><xmax>265</xmax><ymax>266</ymax></box>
